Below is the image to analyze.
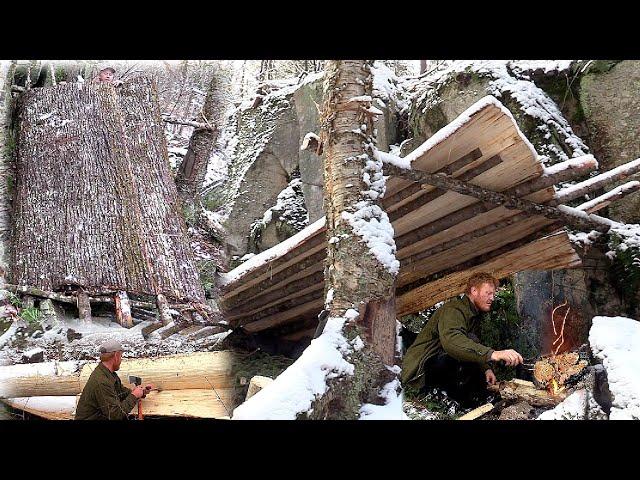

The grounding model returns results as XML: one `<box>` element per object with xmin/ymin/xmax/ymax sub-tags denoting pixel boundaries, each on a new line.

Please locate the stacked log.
<box><xmin>218</xmin><ymin>98</ymin><xmax>640</xmax><ymax>338</ymax></box>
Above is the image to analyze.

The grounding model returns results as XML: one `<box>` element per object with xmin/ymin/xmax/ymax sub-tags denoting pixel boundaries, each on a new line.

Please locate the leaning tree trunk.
<box><xmin>174</xmin><ymin>72</ymin><xmax>219</xmax><ymax>212</ymax></box>
<box><xmin>0</xmin><ymin>61</ymin><xmax>15</xmax><ymax>282</ymax></box>
<box><xmin>309</xmin><ymin>60</ymin><xmax>400</xmax><ymax>419</ymax></box>
<box><xmin>11</xmin><ymin>77</ymin><xmax>205</xmax><ymax>303</ymax></box>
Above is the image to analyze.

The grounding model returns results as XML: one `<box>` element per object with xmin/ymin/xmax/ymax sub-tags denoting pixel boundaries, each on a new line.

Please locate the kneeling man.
<box><xmin>401</xmin><ymin>272</ymin><xmax>523</xmax><ymax>406</ymax></box>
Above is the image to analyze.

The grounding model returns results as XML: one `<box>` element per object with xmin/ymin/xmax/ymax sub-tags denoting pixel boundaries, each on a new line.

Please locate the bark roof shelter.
<box><xmin>11</xmin><ymin>77</ymin><xmax>205</xmax><ymax>303</ymax></box>
<box><xmin>217</xmin><ymin>96</ymin><xmax>638</xmax><ymax>338</ymax></box>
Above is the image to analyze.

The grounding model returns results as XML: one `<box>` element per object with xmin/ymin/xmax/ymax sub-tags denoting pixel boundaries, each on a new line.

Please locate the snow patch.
<box><xmin>232</xmin><ymin>316</ymin><xmax>355</xmax><ymax>420</ymax></box>
<box><xmin>589</xmin><ymin>316</ymin><xmax>640</xmax><ymax>420</ymax></box>
<box><xmin>360</xmin><ymin>378</ymin><xmax>408</xmax><ymax>420</ymax></box>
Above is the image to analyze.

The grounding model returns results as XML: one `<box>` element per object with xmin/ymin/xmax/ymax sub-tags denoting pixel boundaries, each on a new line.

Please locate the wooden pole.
<box><xmin>114</xmin><ymin>291</ymin><xmax>133</xmax><ymax>328</ymax></box>
<box><xmin>383</xmin><ymin>163</ymin><xmax>611</xmax><ymax>233</ymax></box>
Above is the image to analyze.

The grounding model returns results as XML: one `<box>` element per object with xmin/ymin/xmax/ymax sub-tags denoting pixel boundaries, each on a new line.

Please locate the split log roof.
<box><xmin>218</xmin><ymin>96</ymin><xmax>637</xmax><ymax>338</ymax></box>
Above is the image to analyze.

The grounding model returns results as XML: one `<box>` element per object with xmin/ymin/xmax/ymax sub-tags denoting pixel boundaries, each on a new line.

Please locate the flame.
<box><xmin>549</xmin><ymin>378</ymin><xmax>565</xmax><ymax>395</ymax></box>
<box><xmin>550</xmin><ymin>302</ymin><xmax>570</xmax><ymax>355</ymax></box>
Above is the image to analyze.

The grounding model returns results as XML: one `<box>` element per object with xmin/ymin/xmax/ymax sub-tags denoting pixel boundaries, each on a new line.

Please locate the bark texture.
<box><xmin>174</xmin><ymin>73</ymin><xmax>219</xmax><ymax>205</ymax></box>
<box><xmin>11</xmin><ymin>77</ymin><xmax>205</xmax><ymax>302</ymax></box>
<box><xmin>310</xmin><ymin>60</ymin><xmax>398</xmax><ymax>419</ymax></box>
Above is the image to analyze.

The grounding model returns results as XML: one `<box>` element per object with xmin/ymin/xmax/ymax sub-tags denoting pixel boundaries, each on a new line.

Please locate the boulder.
<box><xmin>579</xmin><ymin>60</ymin><xmax>640</xmax><ymax>224</ymax></box>
<box><xmin>215</xmin><ymin>64</ymin><xmax>404</xmax><ymax>260</ymax></box>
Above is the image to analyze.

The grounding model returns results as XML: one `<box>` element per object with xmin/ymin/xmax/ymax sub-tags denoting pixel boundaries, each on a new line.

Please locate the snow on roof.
<box><xmin>389</xmin><ymin>95</ymin><xmax>539</xmax><ymax>170</ymax></box>
<box><xmin>232</xmin><ymin>316</ymin><xmax>355</xmax><ymax>420</ymax></box>
<box><xmin>589</xmin><ymin>316</ymin><xmax>640</xmax><ymax>420</ymax></box>
<box><xmin>220</xmin><ymin>216</ymin><xmax>326</xmax><ymax>286</ymax></box>
<box><xmin>406</xmin><ymin>61</ymin><xmax>587</xmax><ymax>165</ymax></box>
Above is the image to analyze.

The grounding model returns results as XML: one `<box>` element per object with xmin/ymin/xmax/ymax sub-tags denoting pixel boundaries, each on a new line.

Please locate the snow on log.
<box><xmin>554</xmin><ymin>156</ymin><xmax>640</xmax><ymax>205</ymax></box>
<box><xmin>12</xmin><ymin>77</ymin><xmax>204</xmax><ymax>302</ymax></box>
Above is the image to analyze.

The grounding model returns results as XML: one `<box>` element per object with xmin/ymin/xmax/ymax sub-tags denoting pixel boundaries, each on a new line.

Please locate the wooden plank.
<box><xmin>457</xmin><ymin>402</ymin><xmax>494</xmax><ymax>420</ymax></box>
<box><xmin>396</xmin><ymin>231</ymin><xmax>581</xmax><ymax>316</ymax></box>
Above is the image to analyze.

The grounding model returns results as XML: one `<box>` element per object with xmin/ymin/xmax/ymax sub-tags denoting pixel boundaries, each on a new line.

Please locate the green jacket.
<box><xmin>401</xmin><ymin>295</ymin><xmax>493</xmax><ymax>387</ymax></box>
<box><xmin>75</xmin><ymin>363</ymin><xmax>138</xmax><ymax>420</ymax></box>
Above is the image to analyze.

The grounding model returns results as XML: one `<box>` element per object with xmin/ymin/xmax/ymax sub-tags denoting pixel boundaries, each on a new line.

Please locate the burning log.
<box><xmin>488</xmin><ymin>379</ymin><xmax>568</xmax><ymax>408</ymax></box>
<box><xmin>532</xmin><ymin>352</ymin><xmax>588</xmax><ymax>393</ymax></box>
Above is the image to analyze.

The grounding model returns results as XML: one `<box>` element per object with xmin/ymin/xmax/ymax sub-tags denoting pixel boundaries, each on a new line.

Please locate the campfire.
<box><xmin>483</xmin><ymin>301</ymin><xmax>592</xmax><ymax>419</ymax></box>
<box><xmin>532</xmin><ymin>301</ymin><xmax>589</xmax><ymax>394</ymax></box>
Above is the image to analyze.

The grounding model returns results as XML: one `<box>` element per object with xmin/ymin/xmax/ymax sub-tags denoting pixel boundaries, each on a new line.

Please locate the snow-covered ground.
<box><xmin>589</xmin><ymin>316</ymin><xmax>640</xmax><ymax>420</ymax></box>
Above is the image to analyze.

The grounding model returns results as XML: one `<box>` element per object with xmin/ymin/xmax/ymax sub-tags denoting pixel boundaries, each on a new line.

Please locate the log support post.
<box><xmin>114</xmin><ymin>291</ymin><xmax>133</xmax><ymax>328</ymax></box>
<box><xmin>77</xmin><ymin>292</ymin><xmax>92</xmax><ymax>323</ymax></box>
<box><xmin>156</xmin><ymin>294</ymin><xmax>172</xmax><ymax>326</ymax></box>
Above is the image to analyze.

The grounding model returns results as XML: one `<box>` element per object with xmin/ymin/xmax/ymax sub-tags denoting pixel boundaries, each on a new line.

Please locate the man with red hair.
<box><xmin>401</xmin><ymin>272</ymin><xmax>523</xmax><ymax>406</ymax></box>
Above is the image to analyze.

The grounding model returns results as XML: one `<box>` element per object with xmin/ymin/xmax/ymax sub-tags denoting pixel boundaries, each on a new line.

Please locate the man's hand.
<box><xmin>485</xmin><ymin>369</ymin><xmax>497</xmax><ymax>386</ymax></box>
<box><xmin>490</xmin><ymin>349</ymin><xmax>524</xmax><ymax>367</ymax></box>
<box><xmin>132</xmin><ymin>386</ymin><xmax>145</xmax><ymax>399</ymax></box>
<box><xmin>132</xmin><ymin>384</ymin><xmax>154</xmax><ymax>399</ymax></box>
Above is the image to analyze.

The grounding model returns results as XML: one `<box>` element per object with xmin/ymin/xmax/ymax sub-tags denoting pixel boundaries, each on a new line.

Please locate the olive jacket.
<box><xmin>75</xmin><ymin>362</ymin><xmax>138</xmax><ymax>420</ymax></box>
<box><xmin>401</xmin><ymin>295</ymin><xmax>494</xmax><ymax>388</ymax></box>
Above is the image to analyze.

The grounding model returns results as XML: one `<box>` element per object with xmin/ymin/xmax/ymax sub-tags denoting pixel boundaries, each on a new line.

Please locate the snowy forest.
<box><xmin>0</xmin><ymin>59</ymin><xmax>638</xmax><ymax>421</ymax></box>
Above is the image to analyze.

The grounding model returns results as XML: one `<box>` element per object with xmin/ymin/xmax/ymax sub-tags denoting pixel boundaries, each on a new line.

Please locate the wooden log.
<box><xmin>2</xmin><ymin>388</ymin><xmax>235</xmax><ymax>419</ymax></box>
<box><xmin>384</xmin><ymin>163</ymin><xmax>610</xmax><ymax>233</ymax></box>
<box><xmin>161</xmin><ymin>115</ymin><xmax>216</xmax><ymax>132</ymax></box>
<box><xmin>552</xmin><ymin>156</ymin><xmax>640</xmax><ymax>205</ymax></box>
<box><xmin>575</xmin><ymin>180</ymin><xmax>640</xmax><ymax>213</ymax></box>
<box><xmin>0</xmin><ymin>351</ymin><xmax>237</xmax><ymax>398</ymax></box>
<box><xmin>77</xmin><ymin>292</ymin><xmax>92</xmax><ymax>323</ymax></box>
<box><xmin>487</xmin><ymin>380</ymin><xmax>568</xmax><ymax>407</ymax></box>
<box><xmin>509</xmin><ymin>155</ymin><xmax>598</xmax><ymax>197</ymax></box>
<box><xmin>114</xmin><ymin>291</ymin><xmax>133</xmax><ymax>328</ymax></box>
<box><xmin>457</xmin><ymin>402</ymin><xmax>494</xmax><ymax>420</ymax></box>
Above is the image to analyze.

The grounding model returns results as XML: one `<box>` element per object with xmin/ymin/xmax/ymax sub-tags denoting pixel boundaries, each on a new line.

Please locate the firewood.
<box><xmin>457</xmin><ymin>402</ymin><xmax>494</xmax><ymax>420</ymax></box>
<box><xmin>488</xmin><ymin>380</ymin><xmax>568</xmax><ymax>407</ymax></box>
